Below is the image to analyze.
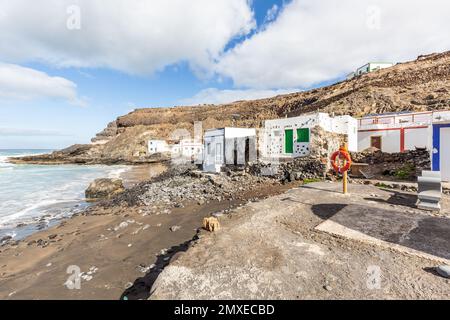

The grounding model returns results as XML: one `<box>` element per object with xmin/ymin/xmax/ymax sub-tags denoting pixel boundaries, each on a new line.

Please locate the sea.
<box><xmin>0</xmin><ymin>149</ymin><xmax>128</xmax><ymax>241</ymax></box>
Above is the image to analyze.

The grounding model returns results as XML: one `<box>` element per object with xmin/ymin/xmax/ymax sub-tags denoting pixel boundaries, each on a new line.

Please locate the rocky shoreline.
<box><xmin>0</xmin><ymin>161</ymin><xmax>297</xmax><ymax>299</ymax></box>
<box><xmin>7</xmin><ymin>144</ymin><xmax>171</xmax><ymax>165</ymax></box>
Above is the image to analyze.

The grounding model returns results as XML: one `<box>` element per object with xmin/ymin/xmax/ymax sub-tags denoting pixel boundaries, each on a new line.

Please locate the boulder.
<box><xmin>436</xmin><ymin>265</ymin><xmax>450</xmax><ymax>278</ymax></box>
<box><xmin>85</xmin><ymin>178</ymin><xmax>125</xmax><ymax>200</ymax></box>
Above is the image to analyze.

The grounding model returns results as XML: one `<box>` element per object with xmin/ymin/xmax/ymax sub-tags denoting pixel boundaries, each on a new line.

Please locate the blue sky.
<box><xmin>0</xmin><ymin>0</ymin><xmax>449</xmax><ymax>149</ymax></box>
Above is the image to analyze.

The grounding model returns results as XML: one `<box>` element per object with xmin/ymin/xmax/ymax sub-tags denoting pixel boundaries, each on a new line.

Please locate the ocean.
<box><xmin>0</xmin><ymin>149</ymin><xmax>128</xmax><ymax>241</ymax></box>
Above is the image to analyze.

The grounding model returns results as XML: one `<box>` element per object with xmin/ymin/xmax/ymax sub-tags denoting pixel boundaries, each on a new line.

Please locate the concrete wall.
<box><xmin>148</xmin><ymin>140</ymin><xmax>169</xmax><ymax>154</ymax></box>
<box><xmin>203</xmin><ymin>128</ymin><xmax>256</xmax><ymax>172</ymax></box>
<box><xmin>358</xmin><ymin>130</ymin><xmax>401</xmax><ymax>153</ymax></box>
<box><xmin>203</xmin><ymin>129</ymin><xmax>225</xmax><ymax>172</ymax></box>
<box><xmin>263</xmin><ymin>113</ymin><xmax>357</xmax><ymax>158</ymax></box>
<box><xmin>404</xmin><ymin>127</ymin><xmax>430</xmax><ymax>150</ymax></box>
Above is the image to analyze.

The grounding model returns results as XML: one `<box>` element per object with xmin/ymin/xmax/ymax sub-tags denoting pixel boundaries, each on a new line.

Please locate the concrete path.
<box><xmin>149</xmin><ymin>182</ymin><xmax>450</xmax><ymax>299</ymax></box>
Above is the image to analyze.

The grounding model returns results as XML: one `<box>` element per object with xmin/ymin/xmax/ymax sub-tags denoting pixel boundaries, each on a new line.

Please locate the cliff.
<box><xmin>10</xmin><ymin>51</ymin><xmax>450</xmax><ymax>165</ymax></box>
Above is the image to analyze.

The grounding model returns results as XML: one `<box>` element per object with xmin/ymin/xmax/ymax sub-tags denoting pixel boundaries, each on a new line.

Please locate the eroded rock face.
<box><xmin>85</xmin><ymin>178</ymin><xmax>125</xmax><ymax>200</ymax></box>
<box><xmin>10</xmin><ymin>51</ymin><xmax>450</xmax><ymax>165</ymax></box>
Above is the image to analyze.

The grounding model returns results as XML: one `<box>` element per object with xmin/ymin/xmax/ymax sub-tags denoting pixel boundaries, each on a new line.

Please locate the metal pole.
<box><xmin>343</xmin><ymin>143</ymin><xmax>348</xmax><ymax>194</ymax></box>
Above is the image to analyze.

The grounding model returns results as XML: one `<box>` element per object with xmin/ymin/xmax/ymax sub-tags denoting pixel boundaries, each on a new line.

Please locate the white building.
<box><xmin>173</xmin><ymin>139</ymin><xmax>203</xmax><ymax>160</ymax></box>
<box><xmin>262</xmin><ymin>113</ymin><xmax>358</xmax><ymax>159</ymax></box>
<box><xmin>358</xmin><ymin>110</ymin><xmax>450</xmax><ymax>181</ymax></box>
<box><xmin>356</xmin><ymin>62</ymin><xmax>394</xmax><ymax>76</ymax></box>
<box><xmin>347</xmin><ymin>62</ymin><xmax>394</xmax><ymax>80</ymax></box>
<box><xmin>203</xmin><ymin>128</ymin><xmax>257</xmax><ymax>173</ymax></box>
<box><xmin>357</xmin><ymin>110</ymin><xmax>450</xmax><ymax>153</ymax></box>
<box><xmin>148</xmin><ymin>140</ymin><xmax>170</xmax><ymax>154</ymax></box>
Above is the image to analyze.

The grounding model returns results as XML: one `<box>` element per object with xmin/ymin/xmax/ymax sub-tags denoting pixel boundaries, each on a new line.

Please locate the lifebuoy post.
<box><xmin>330</xmin><ymin>143</ymin><xmax>352</xmax><ymax>194</ymax></box>
<box><xmin>343</xmin><ymin>144</ymin><xmax>348</xmax><ymax>194</ymax></box>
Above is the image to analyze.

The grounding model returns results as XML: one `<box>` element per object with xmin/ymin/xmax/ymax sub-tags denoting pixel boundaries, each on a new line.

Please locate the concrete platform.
<box><xmin>315</xmin><ymin>196</ymin><xmax>450</xmax><ymax>264</ymax></box>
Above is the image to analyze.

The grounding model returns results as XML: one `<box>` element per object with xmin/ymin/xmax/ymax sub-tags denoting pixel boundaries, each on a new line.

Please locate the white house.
<box><xmin>173</xmin><ymin>139</ymin><xmax>203</xmax><ymax>160</ymax></box>
<box><xmin>262</xmin><ymin>112</ymin><xmax>358</xmax><ymax>159</ymax></box>
<box><xmin>357</xmin><ymin>110</ymin><xmax>450</xmax><ymax>153</ymax></box>
<box><xmin>347</xmin><ymin>62</ymin><xmax>394</xmax><ymax>80</ymax></box>
<box><xmin>355</xmin><ymin>62</ymin><xmax>394</xmax><ymax>76</ymax></box>
<box><xmin>148</xmin><ymin>140</ymin><xmax>170</xmax><ymax>155</ymax></box>
<box><xmin>203</xmin><ymin>128</ymin><xmax>257</xmax><ymax>173</ymax></box>
<box><xmin>358</xmin><ymin>110</ymin><xmax>450</xmax><ymax>181</ymax></box>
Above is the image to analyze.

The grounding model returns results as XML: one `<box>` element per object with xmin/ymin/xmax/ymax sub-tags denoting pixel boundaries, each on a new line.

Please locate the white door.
<box><xmin>440</xmin><ymin>127</ymin><xmax>450</xmax><ymax>181</ymax></box>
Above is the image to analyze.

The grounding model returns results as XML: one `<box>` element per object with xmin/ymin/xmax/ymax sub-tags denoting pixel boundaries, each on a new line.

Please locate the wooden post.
<box><xmin>343</xmin><ymin>143</ymin><xmax>348</xmax><ymax>194</ymax></box>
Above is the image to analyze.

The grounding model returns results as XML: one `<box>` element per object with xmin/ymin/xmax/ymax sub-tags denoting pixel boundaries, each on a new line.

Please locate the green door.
<box><xmin>284</xmin><ymin>129</ymin><xmax>293</xmax><ymax>154</ymax></box>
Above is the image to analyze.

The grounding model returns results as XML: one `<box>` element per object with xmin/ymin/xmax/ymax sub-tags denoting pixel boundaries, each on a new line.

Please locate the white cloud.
<box><xmin>180</xmin><ymin>87</ymin><xmax>300</xmax><ymax>105</ymax></box>
<box><xmin>0</xmin><ymin>0</ymin><xmax>255</xmax><ymax>76</ymax></box>
<box><xmin>0</xmin><ymin>63</ymin><xmax>84</xmax><ymax>105</ymax></box>
<box><xmin>264</xmin><ymin>4</ymin><xmax>279</xmax><ymax>23</ymax></box>
<box><xmin>216</xmin><ymin>0</ymin><xmax>450</xmax><ymax>89</ymax></box>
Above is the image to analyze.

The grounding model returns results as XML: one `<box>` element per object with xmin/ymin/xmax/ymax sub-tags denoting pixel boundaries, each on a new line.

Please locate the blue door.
<box><xmin>432</xmin><ymin>123</ymin><xmax>450</xmax><ymax>180</ymax></box>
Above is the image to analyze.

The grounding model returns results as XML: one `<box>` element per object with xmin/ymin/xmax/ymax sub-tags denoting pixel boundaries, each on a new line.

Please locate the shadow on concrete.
<box><xmin>311</xmin><ymin>203</ymin><xmax>450</xmax><ymax>260</ymax></box>
<box><xmin>310</xmin><ymin>203</ymin><xmax>348</xmax><ymax>220</ymax></box>
<box><xmin>363</xmin><ymin>189</ymin><xmax>418</xmax><ymax>209</ymax></box>
<box><xmin>120</xmin><ymin>237</ymin><xmax>196</xmax><ymax>300</ymax></box>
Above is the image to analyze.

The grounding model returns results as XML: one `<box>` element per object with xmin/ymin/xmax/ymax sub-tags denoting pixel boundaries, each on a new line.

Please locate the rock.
<box><xmin>85</xmin><ymin>178</ymin><xmax>125</xmax><ymax>200</ymax></box>
<box><xmin>436</xmin><ymin>265</ymin><xmax>450</xmax><ymax>278</ymax></box>
<box><xmin>0</xmin><ymin>236</ymin><xmax>12</xmax><ymax>244</ymax></box>
<box><xmin>48</xmin><ymin>234</ymin><xmax>57</xmax><ymax>240</ymax></box>
<box><xmin>170</xmin><ymin>225</ymin><xmax>181</xmax><ymax>232</ymax></box>
<box><xmin>324</xmin><ymin>285</ymin><xmax>333</xmax><ymax>291</ymax></box>
<box><xmin>202</xmin><ymin>217</ymin><xmax>220</xmax><ymax>232</ymax></box>
<box><xmin>124</xmin><ymin>282</ymin><xmax>133</xmax><ymax>289</ymax></box>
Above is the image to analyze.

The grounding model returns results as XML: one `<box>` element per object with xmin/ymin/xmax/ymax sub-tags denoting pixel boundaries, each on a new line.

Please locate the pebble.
<box><xmin>324</xmin><ymin>285</ymin><xmax>332</xmax><ymax>291</ymax></box>
<box><xmin>436</xmin><ymin>265</ymin><xmax>450</xmax><ymax>278</ymax></box>
<box><xmin>124</xmin><ymin>282</ymin><xmax>133</xmax><ymax>289</ymax></box>
<box><xmin>170</xmin><ymin>226</ymin><xmax>181</xmax><ymax>232</ymax></box>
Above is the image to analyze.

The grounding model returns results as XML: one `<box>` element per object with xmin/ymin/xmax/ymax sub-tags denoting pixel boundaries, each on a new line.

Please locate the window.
<box><xmin>297</xmin><ymin>128</ymin><xmax>310</xmax><ymax>143</ymax></box>
<box><xmin>207</xmin><ymin>143</ymin><xmax>211</xmax><ymax>154</ymax></box>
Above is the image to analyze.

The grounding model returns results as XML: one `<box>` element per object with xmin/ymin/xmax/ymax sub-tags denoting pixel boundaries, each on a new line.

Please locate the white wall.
<box><xmin>332</xmin><ymin>115</ymin><xmax>358</xmax><ymax>152</ymax></box>
<box><xmin>203</xmin><ymin>128</ymin><xmax>256</xmax><ymax>172</ymax></box>
<box><xmin>263</xmin><ymin>113</ymin><xmax>357</xmax><ymax>157</ymax></box>
<box><xmin>203</xmin><ymin>130</ymin><xmax>225</xmax><ymax>172</ymax></box>
<box><xmin>358</xmin><ymin>130</ymin><xmax>401</xmax><ymax>153</ymax></box>
<box><xmin>148</xmin><ymin>140</ymin><xmax>169</xmax><ymax>154</ymax></box>
<box><xmin>369</xmin><ymin>62</ymin><xmax>394</xmax><ymax>71</ymax></box>
<box><xmin>224</xmin><ymin>127</ymin><xmax>256</xmax><ymax>139</ymax></box>
<box><xmin>404</xmin><ymin>127</ymin><xmax>430</xmax><ymax>150</ymax></box>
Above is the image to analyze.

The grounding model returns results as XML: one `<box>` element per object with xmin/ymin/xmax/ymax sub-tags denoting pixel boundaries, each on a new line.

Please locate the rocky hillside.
<box><xmin>11</xmin><ymin>51</ymin><xmax>450</xmax><ymax>164</ymax></box>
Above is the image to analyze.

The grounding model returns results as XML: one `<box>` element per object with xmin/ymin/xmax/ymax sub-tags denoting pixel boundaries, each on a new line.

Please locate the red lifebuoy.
<box><xmin>331</xmin><ymin>148</ymin><xmax>352</xmax><ymax>173</ymax></box>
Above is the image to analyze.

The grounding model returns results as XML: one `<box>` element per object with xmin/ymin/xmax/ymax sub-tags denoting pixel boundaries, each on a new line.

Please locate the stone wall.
<box><xmin>249</xmin><ymin>126</ymin><xmax>346</xmax><ymax>182</ymax></box>
<box><xmin>350</xmin><ymin>149</ymin><xmax>431</xmax><ymax>180</ymax></box>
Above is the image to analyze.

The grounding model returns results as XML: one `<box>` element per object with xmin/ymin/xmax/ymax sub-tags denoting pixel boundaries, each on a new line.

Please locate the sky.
<box><xmin>0</xmin><ymin>0</ymin><xmax>449</xmax><ymax>149</ymax></box>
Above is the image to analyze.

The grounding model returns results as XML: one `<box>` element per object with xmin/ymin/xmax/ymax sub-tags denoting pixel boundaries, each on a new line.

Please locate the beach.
<box><xmin>0</xmin><ymin>160</ymin><xmax>294</xmax><ymax>300</ymax></box>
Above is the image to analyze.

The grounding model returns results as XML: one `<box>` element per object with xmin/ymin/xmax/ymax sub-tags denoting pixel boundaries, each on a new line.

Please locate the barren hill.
<box><xmin>12</xmin><ymin>51</ymin><xmax>450</xmax><ymax>164</ymax></box>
